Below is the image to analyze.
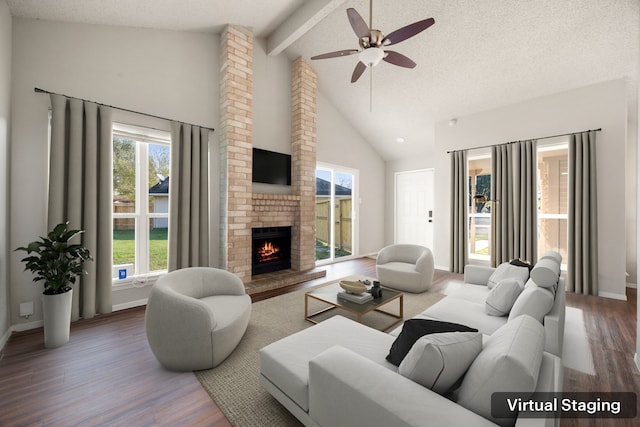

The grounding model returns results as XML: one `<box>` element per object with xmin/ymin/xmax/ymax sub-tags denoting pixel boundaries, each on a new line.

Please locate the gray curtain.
<box><xmin>48</xmin><ymin>94</ymin><xmax>113</xmax><ymax>320</ymax></box>
<box><xmin>168</xmin><ymin>122</ymin><xmax>210</xmax><ymax>270</ymax></box>
<box><xmin>567</xmin><ymin>131</ymin><xmax>598</xmax><ymax>295</ymax></box>
<box><xmin>450</xmin><ymin>150</ymin><xmax>467</xmax><ymax>273</ymax></box>
<box><xmin>491</xmin><ymin>140</ymin><xmax>537</xmax><ymax>266</ymax></box>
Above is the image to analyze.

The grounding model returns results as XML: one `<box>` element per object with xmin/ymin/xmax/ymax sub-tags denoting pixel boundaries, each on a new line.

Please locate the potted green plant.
<box><xmin>16</xmin><ymin>221</ymin><xmax>92</xmax><ymax>348</ymax></box>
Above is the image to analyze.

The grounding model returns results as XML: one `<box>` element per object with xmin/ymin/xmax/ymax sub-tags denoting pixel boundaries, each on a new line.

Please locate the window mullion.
<box><xmin>137</xmin><ymin>142</ymin><xmax>150</xmax><ymax>275</ymax></box>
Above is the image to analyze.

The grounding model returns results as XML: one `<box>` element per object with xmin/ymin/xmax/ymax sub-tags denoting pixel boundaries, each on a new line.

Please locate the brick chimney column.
<box><xmin>219</xmin><ymin>25</ymin><xmax>253</xmax><ymax>281</ymax></box>
<box><xmin>291</xmin><ymin>57</ymin><xmax>317</xmax><ymax>271</ymax></box>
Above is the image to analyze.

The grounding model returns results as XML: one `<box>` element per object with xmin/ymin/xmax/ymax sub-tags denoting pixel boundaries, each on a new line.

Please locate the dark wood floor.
<box><xmin>0</xmin><ymin>258</ymin><xmax>637</xmax><ymax>426</ymax></box>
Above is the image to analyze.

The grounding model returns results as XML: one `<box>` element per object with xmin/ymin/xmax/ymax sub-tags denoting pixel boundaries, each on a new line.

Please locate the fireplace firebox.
<box><xmin>252</xmin><ymin>226</ymin><xmax>292</xmax><ymax>276</ymax></box>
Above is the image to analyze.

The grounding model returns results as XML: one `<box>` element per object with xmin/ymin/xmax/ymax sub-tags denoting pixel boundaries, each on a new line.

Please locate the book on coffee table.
<box><xmin>338</xmin><ymin>291</ymin><xmax>373</xmax><ymax>304</ymax></box>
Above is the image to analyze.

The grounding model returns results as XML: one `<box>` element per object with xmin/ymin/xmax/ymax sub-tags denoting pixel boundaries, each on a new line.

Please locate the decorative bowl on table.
<box><xmin>339</xmin><ymin>280</ymin><xmax>367</xmax><ymax>295</ymax></box>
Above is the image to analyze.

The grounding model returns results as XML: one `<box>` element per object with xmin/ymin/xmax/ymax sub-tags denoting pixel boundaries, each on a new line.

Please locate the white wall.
<box><xmin>0</xmin><ymin>0</ymin><xmax>12</xmax><ymax>347</ymax></box>
<box><xmin>386</xmin><ymin>78</ymin><xmax>631</xmax><ymax>300</ymax></box>
<box><xmin>317</xmin><ymin>92</ymin><xmax>385</xmax><ymax>256</ymax></box>
<box><xmin>253</xmin><ymin>38</ymin><xmax>291</xmax><ymax>155</ymax></box>
<box><xmin>9</xmin><ymin>18</ymin><xmax>220</xmax><ymax>327</ymax></box>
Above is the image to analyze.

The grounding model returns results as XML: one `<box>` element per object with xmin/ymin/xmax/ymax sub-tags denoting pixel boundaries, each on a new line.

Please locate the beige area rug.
<box><xmin>195</xmin><ymin>276</ymin><xmax>446</xmax><ymax>427</ymax></box>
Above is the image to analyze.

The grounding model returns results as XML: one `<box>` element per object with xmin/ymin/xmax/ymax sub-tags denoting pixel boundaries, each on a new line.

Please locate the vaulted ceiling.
<box><xmin>7</xmin><ymin>0</ymin><xmax>639</xmax><ymax>161</ymax></box>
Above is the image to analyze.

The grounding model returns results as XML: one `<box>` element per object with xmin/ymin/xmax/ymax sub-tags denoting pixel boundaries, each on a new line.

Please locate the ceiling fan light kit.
<box><xmin>359</xmin><ymin>47</ymin><xmax>384</xmax><ymax>67</ymax></box>
<box><xmin>311</xmin><ymin>1</ymin><xmax>435</xmax><ymax>84</ymax></box>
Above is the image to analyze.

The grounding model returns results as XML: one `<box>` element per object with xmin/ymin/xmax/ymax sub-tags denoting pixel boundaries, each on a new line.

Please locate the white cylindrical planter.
<box><xmin>42</xmin><ymin>289</ymin><xmax>73</xmax><ymax>348</ymax></box>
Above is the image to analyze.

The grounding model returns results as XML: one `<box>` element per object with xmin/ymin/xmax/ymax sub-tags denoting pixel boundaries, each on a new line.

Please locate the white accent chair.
<box><xmin>376</xmin><ymin>244</ymin><xmax>435</xmax><ymax>293</ymax></box>
<box><xmin>145</xmin><ymin>267</ymin><xmax>251</xmax><ymax>371</ymax></box>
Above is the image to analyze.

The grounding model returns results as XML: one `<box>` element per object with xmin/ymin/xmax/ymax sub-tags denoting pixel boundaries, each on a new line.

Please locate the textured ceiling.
<box><xmin>7</xmin><ymin>0</ymin><xmax>639</xmax><ymax>161</ymax></box>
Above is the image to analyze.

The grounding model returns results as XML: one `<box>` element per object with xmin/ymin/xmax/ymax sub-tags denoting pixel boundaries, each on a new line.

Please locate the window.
<box><xmin>112</xmin><ymin>123</ymin><xmax>171</xmax><ymax>283</ymax></box>
<box><xmin>465</xmin><ymin>142</ymin><xmax>569</xmax><ymax>266</ymax></box>
<box><xmin>315</xmin><ymin>164</ymin><xmax>357</xmax><ymax>264</ymax></box>
<box><xmin>468</xmin><ymin>155</ymin><xmax>492</xmax><ymax>260</ymax></box>
<box><xmin>537</xmin><ymin>142</ymin><xmax>568</xmax><ymax>265</ymax></box>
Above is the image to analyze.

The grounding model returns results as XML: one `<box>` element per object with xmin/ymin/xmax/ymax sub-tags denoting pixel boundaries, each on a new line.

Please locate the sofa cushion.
<box><xmin>386</xmin><ymin>319</ymin><xmax>478</xmax><ymax>366</ymax></box>
<box><xmin>398</xmin><ymin>332</ymin><xmax>482</xmax><ymax>394</ymax></box>
<box><xmin>378</xmin><ymin>261</ymin><xmax>417</xmax><ymax>273</ymax></box>
<box><xmin>446</xmin><ymin>282</ymin><xmax>491</xmax><ymax>304</ymax></box>
<box><xmin>485</xmin><ymin>278</ymin><xmax>523</xmax><ymax>316</ymax></box>
<box><xmin>487</xmin><ymin>262</ymin><xmax>530</xmax><ymax>289</ymax></box>
<box><xmin>539</xmin><ymin>250</ymin><xmax>562</xmax><ymax>265</ymax></box>
<box><xmin>508</xmin><ymin>280</ymin><xmax>555</xmax><ymax>323</ymax></box>
<box><xmin>530</xmin><ymin>258</ymin><xmax>560</xmax><ymax>289</ymax></box>
<box><xmin>421</xmin><ymin>298</ymin><xmax>508</xmax><ymax>335</ymax></box>
<box><xmin>455</xmin><ymin>315</ymin><xmax>545</xmax><ymax>427</ymax></box>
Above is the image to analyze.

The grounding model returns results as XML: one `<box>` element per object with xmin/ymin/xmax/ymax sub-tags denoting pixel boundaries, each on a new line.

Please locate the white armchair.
<box><xmin>376</xmin><ymin>244</ymin><xmax>434</xmax><ymax>293</ymax></box>
<box><xmin>145</xmin><ymin>267</ymin><xmax>251</xmax><ymax>371</ymax></box>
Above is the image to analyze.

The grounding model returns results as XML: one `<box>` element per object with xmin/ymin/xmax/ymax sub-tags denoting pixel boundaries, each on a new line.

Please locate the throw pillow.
<box><xmin>530</xmin><ymin>258</ymin><xmax>560</xmax><ymax>289</ymax></box>
<box><xmin>399</xmin><ymin>332</ymin><xmax>482</xmax><ymax>395</ymax></box>
<box><xmin>485</xmin><ymin>278</ymin><xmax>523</xmax><ymax>316</ymax></box>
<box><xmin>508</xmin><ymin>280</ymin><xmax>555</xmax><ymax>323</ymax></box>
<box><xmin>455</xmin><ymin>315</ymin><xmax>545</xmax><ymax>427</ymax></box>
<box><xmin>386</xmin><ymin>319</ymin><xmax>478</xmax><ymax>366</ymax></box>
<box><xmin>487</xmin><ymin>262</ymin><xmax>530</xmax><ymax>289</ymax></box>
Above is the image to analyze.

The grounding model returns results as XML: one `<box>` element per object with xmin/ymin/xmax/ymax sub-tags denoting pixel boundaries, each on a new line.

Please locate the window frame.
<box><xmin>315</xmin><ymin>162</ymin><xmax>359</xmax><ymax>266</ymax></box>
<box><xmin>112</xmin><ymin>123</ymin><xmax>171</xmax><ymax>286</ymax></box>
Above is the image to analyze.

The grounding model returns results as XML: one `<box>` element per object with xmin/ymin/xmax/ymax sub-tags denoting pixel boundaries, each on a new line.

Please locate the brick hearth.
<box><xmin>219</xmin><ymin>25</ymin><xmax>322</xmax><ymax>287</ymax></box>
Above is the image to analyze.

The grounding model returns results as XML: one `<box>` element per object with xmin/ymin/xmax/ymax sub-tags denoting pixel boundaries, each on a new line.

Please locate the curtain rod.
<box><xmin>446</xmin><ymin>128</ymin><xmax>602</xmax><ymax>154</ymax></box>
<box><xmin>34</xmin><ymin>87</ymin><xmax>216</xmax><ymax>132</ymax></box>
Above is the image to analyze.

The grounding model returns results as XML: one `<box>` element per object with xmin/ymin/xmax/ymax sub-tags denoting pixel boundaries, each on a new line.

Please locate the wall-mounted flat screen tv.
<box><xmin>252</xmin><ymin>148</ymin><xmax>292</xmax><ymax>185</ymax></box>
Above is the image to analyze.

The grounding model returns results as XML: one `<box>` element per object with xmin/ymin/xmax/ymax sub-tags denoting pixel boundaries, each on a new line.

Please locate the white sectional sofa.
<box><xmin>404</xmin><ymin>251</ymin><xmax>566</xmax><ymax>356</ymax></box>
<box><xmin>259</xmin><ymin>251</ymin><xmax>565</xmax><ymax>426</ymax></box>
<box><xmin>260</xmin><ymin>315</ymin><xmax>561</xmax><ymax>427</ymax></box>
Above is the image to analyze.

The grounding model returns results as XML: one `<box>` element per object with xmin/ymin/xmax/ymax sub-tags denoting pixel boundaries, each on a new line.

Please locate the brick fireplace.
<box><xmin>219</xmin><ymin>25</ymin><xmax>319</xmax><ymax>284</ymax></box>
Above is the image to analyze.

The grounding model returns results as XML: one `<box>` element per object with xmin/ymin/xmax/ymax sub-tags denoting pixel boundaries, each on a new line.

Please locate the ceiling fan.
<box><xmin>310</xmin><ymin>0</ymin><xmax>435</xmax><ymax>83</ymax></box>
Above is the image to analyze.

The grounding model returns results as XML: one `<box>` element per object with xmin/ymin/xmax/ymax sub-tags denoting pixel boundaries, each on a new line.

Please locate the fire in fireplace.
<box><xmin>257</xmin><ymin>241</ymin><xmax>281</xmax><ymax>263</ymax></box>
<box><xmin>252</xmin><ymin>226</ymin><xmax>291</xmax><ymax>276</ymax></box>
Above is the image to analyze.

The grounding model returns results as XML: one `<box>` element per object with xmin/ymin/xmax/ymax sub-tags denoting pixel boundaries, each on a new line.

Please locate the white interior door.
<box><xmin>395</xmin><ymin>169</ymin><xmax>434</xmax><ymax>249</ymax></box>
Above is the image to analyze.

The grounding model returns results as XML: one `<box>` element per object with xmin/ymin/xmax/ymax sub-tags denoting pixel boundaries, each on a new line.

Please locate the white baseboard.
<box><xmin>626</xmin><ymin>282</ymin><xmax>637</xmax><ymax>289</ymax></box>
<box><xmin>597</xmin><ymin>291</ymin><xmax>627</xmax><ymax>301</ymax></box>
<box><xmin>435</xmin><ymin>264</ymin><xmax>451</xmax><ymax>272</ymax></box>
<box><xmin>635</xmin><ymin>353</ymin><xmax>640</xmax><ymax>372</ymax></box>
<box><xmin>12</xmin><ymin>319</ymin><xmax>44</xmax><ymax>332</ymax></box>
<box><xmin>112</xmin><ymin>298</ymin><xmax>147</xmax><ymax>312</ymax></box>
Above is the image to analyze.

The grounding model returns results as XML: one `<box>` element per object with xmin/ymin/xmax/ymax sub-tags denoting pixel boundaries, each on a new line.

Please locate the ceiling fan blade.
<box><xmin>383</xmin><ymin>18</ymin><xmax>435</xmax><ymax>46</ymax></box>
<box><xmin>311</xmin><ymin>49</ymin><xmax>359</xmax><ymax>60</ymax></box>
<box><xmin>351</xmin><ymin>61</ymin><xmax>367</xmax><ymax>83</ymax></box>
<box><xmin>347</xmin><ymin>8</ymin><xmax>370</xmax><ymax>39</ymax></box>
<box><xmin>383</xmin><ymin>50</ymin><xmax>417</xmax><ymax>68</ymax></box>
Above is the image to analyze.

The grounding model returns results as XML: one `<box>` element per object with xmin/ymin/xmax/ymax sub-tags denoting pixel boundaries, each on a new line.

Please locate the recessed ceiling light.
<box><xmin>449</xmin><ymin>118</ymin><xmax>458</xmax><ymax>126</ymax></box>
<box><xmin>396</xmin><ymin>137</ymin><xmax>405</xmax><ymax>143</ymax></box>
